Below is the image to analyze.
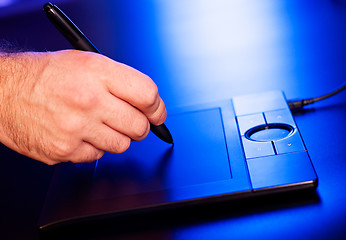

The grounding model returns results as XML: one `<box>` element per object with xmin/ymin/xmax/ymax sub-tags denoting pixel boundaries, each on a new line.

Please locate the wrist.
<box><xmin>0</xmin><ymin>52</ymin><xmax>48</xmax><ymax>146</ymax></box>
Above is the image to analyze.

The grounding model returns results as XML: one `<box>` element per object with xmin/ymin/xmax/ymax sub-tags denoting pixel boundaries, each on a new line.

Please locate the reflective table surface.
<box><xmin>1</xmin><ymin>0</ymin><xmax>346</xmax><ymax>239</ymax></box>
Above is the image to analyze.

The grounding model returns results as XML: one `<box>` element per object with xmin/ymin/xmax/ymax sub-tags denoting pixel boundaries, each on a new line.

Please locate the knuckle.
<box><xmin>150</xmin><ymin>108</ymin><xmax>167</xmax><ymax>126</ymax></box>
<box><xmin>73</xmin><ymin>150</ymin><xmax>104</xmax><ymax>163</ymax></box>
<box><xmin>67</xmin><ymin>86</ymin><xmax>99</xmax><ymax>109</ymax></box>
<box><xmin>132</xmin><ymin>116</ymin><xmax>150</xmax><ymax>139</ymax></box>
<box><xmin>141</xmin><ymin>76</ymin><xmax>159</xmax><ymax>107</ymax></box>
<box><xmin>96</xmin><ymin>150</ymin><xmax>105</xmax><ymax>160</ymax></box>
<box><xmin>51</xmin><ymin>142</ymin><xmax>75</xmax><ymax>160</ymax></box>
<box><xmin>114</xmin><ymin>136</ymin><xmax>131</xmax><ymax>153</ymax></box>
<box><xmin>45</xmin><ymin>160</ymin><xmax>57</xmax><ymax>166</ymax></box>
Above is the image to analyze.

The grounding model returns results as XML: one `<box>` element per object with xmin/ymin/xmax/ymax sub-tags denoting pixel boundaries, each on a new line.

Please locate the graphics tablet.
<box><xmin>38</xmin><ymin>91</ymin><xmax>318</xmax><ymax>230</ymax></box>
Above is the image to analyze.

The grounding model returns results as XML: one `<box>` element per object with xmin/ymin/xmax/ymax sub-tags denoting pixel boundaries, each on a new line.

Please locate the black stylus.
<box><xmin>43</xmin><ymin>2</ymin><xmax>173</xmax><ymax>144</ymax></box>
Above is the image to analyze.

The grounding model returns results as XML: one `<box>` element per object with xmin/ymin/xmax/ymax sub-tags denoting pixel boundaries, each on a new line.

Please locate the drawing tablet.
<box><xmin>39</xmin><ymin>91</ymin><xmax>318</xmax><ymax>230</ymax></box>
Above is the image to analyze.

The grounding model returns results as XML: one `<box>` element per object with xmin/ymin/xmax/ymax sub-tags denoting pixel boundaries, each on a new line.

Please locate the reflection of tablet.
<box><xmin>39</xmin><ymin>91</ymin><xmax>318</xmax><ymax>230</ymax></box>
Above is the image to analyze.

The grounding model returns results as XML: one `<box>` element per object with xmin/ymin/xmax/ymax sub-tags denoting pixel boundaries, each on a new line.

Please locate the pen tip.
<box><xmin>150</xmin><ymin>123</ymin><xmax>174</xmax><ymax>145</ymax></box>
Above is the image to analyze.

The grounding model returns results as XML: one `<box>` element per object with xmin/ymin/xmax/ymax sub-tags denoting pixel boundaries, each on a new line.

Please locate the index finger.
<box><xmin>98</xmin><ymin>56</ymin><xmax>167</xmax><ymax>125</ymax></box>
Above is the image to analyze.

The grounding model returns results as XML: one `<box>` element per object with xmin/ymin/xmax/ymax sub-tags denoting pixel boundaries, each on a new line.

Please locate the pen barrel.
<box><xmin>44</xmin><ymin>3</ymin><xmax>100</xmax><ymax>53</ymax></box>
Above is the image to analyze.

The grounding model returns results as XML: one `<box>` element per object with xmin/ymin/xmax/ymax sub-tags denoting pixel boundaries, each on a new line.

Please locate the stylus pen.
<box><xmin>43</xmin><ymin>2</ymin><xmax>173</xmax><ymax>144</ymax></box>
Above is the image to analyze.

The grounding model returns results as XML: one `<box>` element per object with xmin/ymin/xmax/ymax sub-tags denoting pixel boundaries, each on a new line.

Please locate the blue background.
<box><xmin>0</xmin><ymin>0</ymin><xmax>346</xmax><ymax>239</ymax></box>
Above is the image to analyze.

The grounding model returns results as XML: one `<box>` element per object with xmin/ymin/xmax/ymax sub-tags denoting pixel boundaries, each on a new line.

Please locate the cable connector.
<box><xmin>288</xmin><ymin>82</ymin><xmax>346</xmax><ymax>110</ymax></box>
<box><xmin>288</xmin><ymin>98</ymin><xmax>315</xmax><ymax>110</ymax></box>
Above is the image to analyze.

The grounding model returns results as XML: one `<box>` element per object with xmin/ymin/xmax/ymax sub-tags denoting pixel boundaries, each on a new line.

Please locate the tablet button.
<box><xmin>265</xmin><ymin>109</ymin><xmax>296</xmax><ymax>127</ymax></box>
<box><xmin>245</xmin><ymin>123</ymin><xmax>294</xmax><ymax>142</ymax></box>
<box><xmin>274</xmin><ymin>130</ymin><xmax>306</xmax><ymax>154</ymax></box>
<box><xmin>237</xmin><ymin>114</ymin><xmax>265</xmax><ymax>136</ymax></box>
<box><xmin>242</xmin><ymin>136</ymin><xmax>275</xmax><ymax>159</ymax></box>
<box><xmin>247</xmin><ymin>152</ymin><xmax>317</xmax><ymax>190</ymax></box>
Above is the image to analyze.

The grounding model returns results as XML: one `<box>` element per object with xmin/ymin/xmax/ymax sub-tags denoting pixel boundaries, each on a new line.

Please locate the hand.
<box><xmin>0</xmin><ymin>50</ymin><xmax>167</xmax><ymax>165</ymax></box>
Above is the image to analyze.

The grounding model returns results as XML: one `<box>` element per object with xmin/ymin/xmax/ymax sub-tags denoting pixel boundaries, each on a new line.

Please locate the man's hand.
<box><xmin>0</xmin><ymin>50</ymin><xmax>167</xmax><ymax>165</ymax></box>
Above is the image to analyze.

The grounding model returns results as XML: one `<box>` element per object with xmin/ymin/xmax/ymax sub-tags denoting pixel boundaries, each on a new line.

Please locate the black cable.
<box><xmin>288</xmin><ymin>81</ymin><xmax>346</xmax><ymax>110</ymax></box>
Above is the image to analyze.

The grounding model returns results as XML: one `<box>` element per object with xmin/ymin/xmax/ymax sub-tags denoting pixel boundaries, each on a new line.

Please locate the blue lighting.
<box><xmin>0</xmin><ymin>0</ymin><xmax>70</xmax><ymax>18</ymax></box>
<box><xmin>0</xmin><ymin>0</ymin><xmax>17</xmax><ymax>8</ymax></box>
<box><xmin>153</xmin><ymin>0</ymin><xmax>294</xmax><ymax>105</ymax></box>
